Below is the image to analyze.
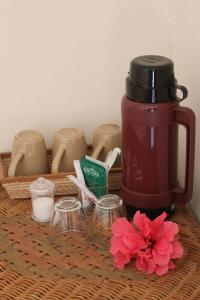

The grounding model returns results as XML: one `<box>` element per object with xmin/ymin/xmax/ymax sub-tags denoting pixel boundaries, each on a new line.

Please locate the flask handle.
<box><xmin>175</xmin><ymin>85</ymin><xmax>188</xmax><ymax>102</ymax></box>
<box><xmin>173</xmin><ymin>106</ymin><xmax>195</xmax><ymax>205</ymax></box>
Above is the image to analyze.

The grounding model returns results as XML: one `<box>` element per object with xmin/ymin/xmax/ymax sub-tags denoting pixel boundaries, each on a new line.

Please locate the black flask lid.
<box><xmin>126</xmin><ymin>55</ymin><xmax>188</xmax><ymax>103</ymax></box>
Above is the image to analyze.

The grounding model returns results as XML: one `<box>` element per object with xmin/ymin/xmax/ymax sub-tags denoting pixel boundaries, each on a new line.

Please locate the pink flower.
<box><xmin>113</xmin><ymin>252</ymin><xmax>132</xmax><ymax>270</ymax></box>
<box><xmin>110</xmin><ymin>218</ymin><xmax>146</xmax><ymax>269</ymax></box>
<box><xmin>110</xmin><ymin>211</ymin><xmax>184</xmax><ymax>276</ymax></box>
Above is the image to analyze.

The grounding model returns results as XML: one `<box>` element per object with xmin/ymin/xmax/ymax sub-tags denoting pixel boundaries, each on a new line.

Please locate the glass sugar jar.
<box><xmin>29</xmin><ymin>177</ymin><xmax>55</xmax><ymax>222</ymax></box>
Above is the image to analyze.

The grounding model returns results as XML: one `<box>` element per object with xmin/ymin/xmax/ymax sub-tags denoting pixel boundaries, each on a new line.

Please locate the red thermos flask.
<box><xmin>121</xmin><ymin>55</ymin><xmax>195</xmax><ymax>219</ymax></box>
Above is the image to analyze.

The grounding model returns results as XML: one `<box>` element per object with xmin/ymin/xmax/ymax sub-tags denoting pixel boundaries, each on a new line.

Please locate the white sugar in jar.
<box><xmin>29</xmin><ymin>177</ymin><xmax>55</xmax><ymax>222</ymax></box>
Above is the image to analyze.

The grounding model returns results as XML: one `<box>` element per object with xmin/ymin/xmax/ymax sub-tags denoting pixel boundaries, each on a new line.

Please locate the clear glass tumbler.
<box><xmin>49</xmin><ymin>197</ymin><xmax>88</xmax><ymax>252</ymax></box>
<box><xmin>90</xmin><ymin>194</ymin><xmax>127</xmax><ymax>249</ymax></box>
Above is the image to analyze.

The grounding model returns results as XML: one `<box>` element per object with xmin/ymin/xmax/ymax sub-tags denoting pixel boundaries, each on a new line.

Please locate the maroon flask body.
<box><xmin>121</xmin><ymin>56</ymin><xmax>195</xmax><ymax>218</ymax></box>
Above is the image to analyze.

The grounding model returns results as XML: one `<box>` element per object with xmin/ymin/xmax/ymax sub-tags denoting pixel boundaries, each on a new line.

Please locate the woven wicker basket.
<box><xmin>0</xmin><ymin>185</ymin><xmax>200</xmax><ymax>299</ymax></box>
<box><xmin>0</xmin><ymin>149</ymin><xmax>121</xmax><ymax>199</ymax></box>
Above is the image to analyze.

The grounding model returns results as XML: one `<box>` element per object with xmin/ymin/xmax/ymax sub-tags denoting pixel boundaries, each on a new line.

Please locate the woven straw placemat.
<box><xmin>0</xmin><ymin>186</ymin><xmax>199</xmax><ymax>300</ymax></box>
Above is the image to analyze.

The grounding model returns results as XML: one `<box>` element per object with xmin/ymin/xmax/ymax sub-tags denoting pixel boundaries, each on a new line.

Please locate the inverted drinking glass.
<box><xmin>90</xmin><ymin>194</ymin><xmax>127</xmax><ymax>249</ymax></box>
<box><xmin>49</xmin><ymin>197</ymin><xmax>88</xmax><ymax>252</ymax></box>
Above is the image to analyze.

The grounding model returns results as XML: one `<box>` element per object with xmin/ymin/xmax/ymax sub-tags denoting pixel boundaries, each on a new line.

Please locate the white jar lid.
<box><xmin>29</xmin><ymin>177</ymin><xmax>55</xmax><ymax>196</ymax></box>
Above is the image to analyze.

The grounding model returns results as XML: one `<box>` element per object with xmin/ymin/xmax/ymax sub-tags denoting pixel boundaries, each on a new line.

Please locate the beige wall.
<box><xmin>0</xmin><ymin>0</ymin><xmax>199</xmax><ymax>219</ymax></box>
<box><xmin>173</xmin><ymin>1</ymin><xmax>200</xmax><ymax>221</ymax></box>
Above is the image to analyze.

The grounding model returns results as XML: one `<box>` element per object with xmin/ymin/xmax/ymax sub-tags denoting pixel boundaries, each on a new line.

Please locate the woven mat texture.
<box><xmin>0</xmin><ymin>186</ymin><xmax>199</xmax><ymax>300</ymax></box>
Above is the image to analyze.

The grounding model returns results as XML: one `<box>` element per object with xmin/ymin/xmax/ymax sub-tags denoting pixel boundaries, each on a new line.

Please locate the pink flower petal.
<box><xmin>110</xmin><ymin>236</ymin><xmax>130</xmax><ymax>255</ymax></box>
<box><xmin>153</xmin><ymin>249</ymin><xmax>170</xmax><ymax>266</ymax></box>
<box><xmin>133</xmin><ymin>211</ymin><xmax>152</xmax><ymax>239</ymax></box>
<box><xmin>135</xmin><ymin>256</ymin><xmax>147</xmax><ymax>272</ymax></box>
<box><xmin>147</xmin><ymin>259</ymin><xmax>156</xmax><ymax>274</ymax></box>
<box><xmin>136</xmin><ymin>249</ymin><xmax>156</xmax><ymax>274</ymax></box>
<box><xmin>112</xmin><ymin>217</ymin><xmax>136</xmax><ymax>237</ymax></box>
<box><xmin>163</xmin><ymin>221</ymin><xmax>179</xmax><ymax>242</ymax></box>
<box><xmin>155</xmin><ymin>264</ymin><xmax>169</xmax><ymax>276</ymax></box>
<box><xmin>137</xmin><ymin>247</ymin><xmax>152</xmax><ymax>259</ymax></box>
<box><xmin>154</xmin><ymin>211</ymin><xmax>167</xmax><ymax>223</ymax></box>
<box><xmin>171</xmin><ymin>240</ymin><xmax>184</xmax><ymax>259</ymax></box>
<box><xmin>168</xmin><ymin>261</ymin><xmax>176</xmax><ymax>270</ymax></box>
<box><xmin>114</xmin><ymin>252</ymin><xmax>132</xmax><ymax>270</ymax></box>
<box><xmin>154</xmin><ymin>240</ymin><xmax>173</xmax><ymax>256</ymax></box>
<box><xmin>151</xmin><ymin>212</ymin><xmax>167</xmax><ymax>242</ymax></box>
<box><xmin>122</xmin><ymin>231</ymin><xmax>147</xmax><ymax>253</ymax></box>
